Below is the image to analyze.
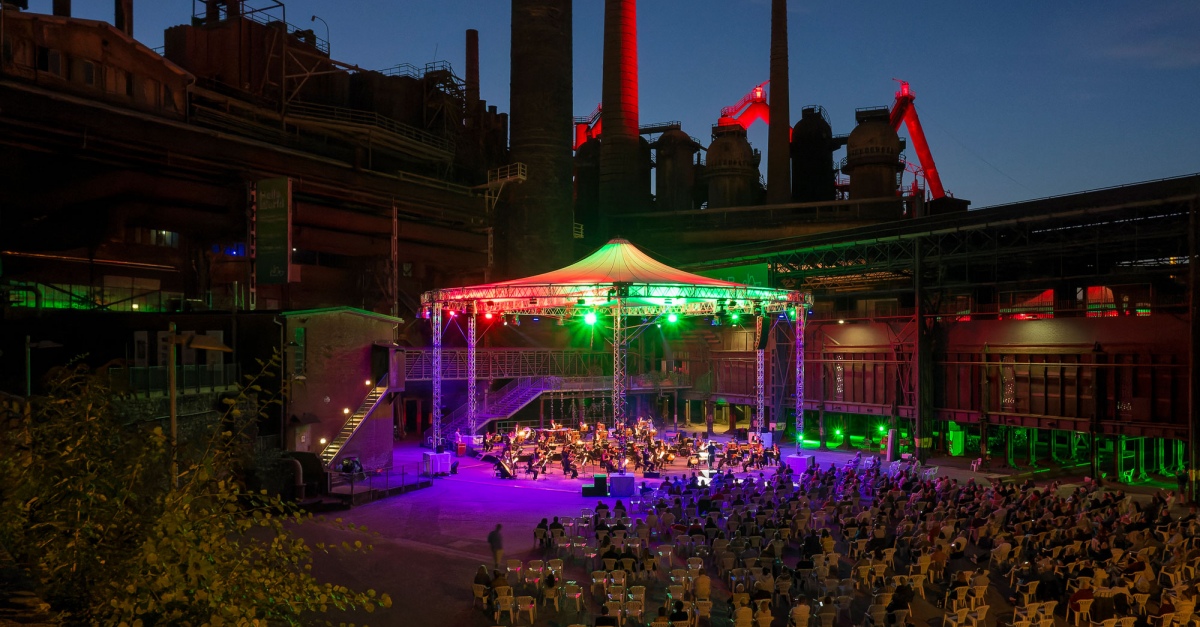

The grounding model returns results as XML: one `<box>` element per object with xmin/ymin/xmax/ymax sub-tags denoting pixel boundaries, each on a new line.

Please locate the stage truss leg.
<box><xmin>432</xmin><ymin>304</ymin><xmax>443</xmax><ymax>449</ymax></box>
<box><xmin>795</xmin><ymin>307</ymin><xmax>806</xmax><ymax>453</ymax></box>
<box><xmin>467</xmin><ymin>306</ymin><xmax>478</xmax><ymax>435</ymax></box>
<box><xmin>612</xmin><ymin>297</ymin><xmax>626</xmax><ymax>429</ymax></box>
<box><xmin>756</xmin><ymin>314</ymin><xmax>765</xmax><ymax>437</ymax></box>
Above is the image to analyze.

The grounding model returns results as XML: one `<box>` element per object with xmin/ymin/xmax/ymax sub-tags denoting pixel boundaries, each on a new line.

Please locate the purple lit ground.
<box><xmin>293</xmin><ymin>425</ymin><xmax>1063</xmax><ymax>626</ymax></box>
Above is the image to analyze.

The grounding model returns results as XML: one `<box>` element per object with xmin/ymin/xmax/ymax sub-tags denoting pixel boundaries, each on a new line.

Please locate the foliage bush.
<box><xmin>0</xmin><ymin>354</ymin><xmax>391</xmax><ymax>625</ymax></box>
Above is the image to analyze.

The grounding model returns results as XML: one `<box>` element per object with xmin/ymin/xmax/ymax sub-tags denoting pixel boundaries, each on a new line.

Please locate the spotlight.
<box><xmin>577</xmin><ymin>298</ymin><xmax>587</xmax><ymax>306</ymax></box>
<box><xmin>365</xmin><ymin>379</ymin><xmax>372</xmax><ymax>386</ymax></box>
<box><xmin>667</xmin><ymin>313</ymin><xmax>678</xmax><ymax>323</ymax></box>
<box><xmin>585</xmin><ymin>312</ymin><xmax>597</xmax><ymax>325</ymax></box>
<box><xmin>319</xmin><ymin>437</ymin><xmax>327</xmax><ymax>445</ymax></box>
<box><xmin>532</xmin><ymin>316</ymin><xmax>540</xmax><ymax>322</ymax></box>
<box><xmin>838</xmin><ymin>319</ymin><xmax>845</xmax><ymax>324</ymax></box>
<box><xmin>730</xmin><ymin>313</ymin><xmax>740</xmax><ymax>322</ymax></box>
<box><xmin>485</xmin><ymin>312</ymin><xmax>494</xmax><ymax>320</ymax></box>
<box><xmin>343</xmin><ymin>408</ymin><xmax>351</xmax><ymax>415</ymax></box>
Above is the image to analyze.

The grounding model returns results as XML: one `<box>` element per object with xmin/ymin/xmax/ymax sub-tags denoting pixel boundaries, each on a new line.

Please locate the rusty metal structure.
<box><xmin>685</xmin><ymin>174</ymin><xmax>1200</xmax><ymax>487</ymax></box>
<box><xmin>0</xmin><ymin>1</ymin><xmax>511</xmax><ymax>317</ymax></box>
<box><xmin>4</xmin><ymin>1</ymin><xmax>1198</xmax><ymax>494</ymax></box>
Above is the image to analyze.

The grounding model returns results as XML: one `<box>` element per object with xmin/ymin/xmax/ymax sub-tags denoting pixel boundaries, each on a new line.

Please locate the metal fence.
<box><xmin>106</xmin><ymin>364</ymin><xmax>239</xmax><ymax>397</ymax></box>
<box><xmin>327</xmin><ymin>462</ymin><xmax>433</xmax><ymax>501</ymax></box>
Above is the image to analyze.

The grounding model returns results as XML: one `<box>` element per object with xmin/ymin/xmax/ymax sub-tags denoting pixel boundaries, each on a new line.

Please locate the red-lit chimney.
<box><xmin>599</xmin><ymin>0</ymin><xmax>644</xmax><ymax>219</ymax></box>
<box><xmin>767</xmin><ymin>0</ymin><xmax>791</xmax><ymax>204</ymax></box>
<box><xmin>114</xmin><ymin>0</ymin><xmax>133</xmax><ymax>37</ymax></box>
<box><xmin>53</xmin><ymin>0</ymin><xmax>71</xmax><ymax>17</ymax></box>
<box><xmin>465</xmin><ymin>29</ymin><xmax>480</xmax><ymax>115</ymax></box>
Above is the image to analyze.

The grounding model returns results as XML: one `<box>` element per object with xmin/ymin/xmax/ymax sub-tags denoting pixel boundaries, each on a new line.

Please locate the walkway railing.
<box><xmin>404</xmin><ymin>348</ymin><xmax>610</xmax><ymax>381</ymax></box>
<box><xmin>327</xmin><ymin>462</ymin><xmax>431</xmax><ymax>500</ymax></box>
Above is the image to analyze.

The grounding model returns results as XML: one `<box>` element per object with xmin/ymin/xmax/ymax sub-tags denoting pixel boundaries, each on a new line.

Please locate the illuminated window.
<box><xmin>127</xmin><ymin>227</ymin><xmax>179</xmax><ymax>248</ymax></box>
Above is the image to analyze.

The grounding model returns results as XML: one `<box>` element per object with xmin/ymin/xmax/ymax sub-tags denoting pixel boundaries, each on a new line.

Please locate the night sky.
<box><xmin>35</xmin><ymin>0</ymin><xmax>1200</xmax><ymax>209</ymax></box>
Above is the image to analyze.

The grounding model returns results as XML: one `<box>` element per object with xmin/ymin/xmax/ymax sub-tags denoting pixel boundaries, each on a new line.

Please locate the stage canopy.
<box><xmin>421</xmin><ymin>238</ymin><xmax>804</xmax><ymax>318</ymax></box>
<box><xmin>419</xmin><ymin>239</ymin><xmax>811</xmax><ymax>450</ymax></box>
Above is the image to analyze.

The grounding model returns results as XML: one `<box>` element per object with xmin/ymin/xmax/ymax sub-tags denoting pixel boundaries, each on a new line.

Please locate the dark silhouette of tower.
<box><xmin>767</xmin><ymin>0</ymin><xmax>791</xmax><ymax>204</ymax></box>
<box><xmin>507</xmin><ymin>0</ymin><xmax>574</xmax><ymax>277</ymax></box>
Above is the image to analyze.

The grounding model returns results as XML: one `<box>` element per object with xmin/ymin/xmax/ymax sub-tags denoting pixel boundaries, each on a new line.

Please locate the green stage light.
<box><xmin>584</xmin><ymin>311</ymin><xmax>597</xmax><ymax>325</ymax></box>
<box><xmin>835</xmin><ymin>429</ymin><xmax>843</xmax><ymax>436</ymax></box>
<box><xmin>878</xmin><ymin>424</ymin><xmax>886</xmax><ymax>433</ymax></box>
<box><xmin>730</xmin><ymin>313</ymin><xmax>740</xmax><ymax>322</ymax></box>
<box><xmin>667</xmin><ymin>313</ymin><xmax>678</xmax><ymax>323</ymax></box>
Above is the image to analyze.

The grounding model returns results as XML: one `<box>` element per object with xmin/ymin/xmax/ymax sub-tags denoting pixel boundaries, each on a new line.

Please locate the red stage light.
<box><xmin>484</xmin><ymin>312</ymin><xmax>494</xmax><ymax>320</ymax></box>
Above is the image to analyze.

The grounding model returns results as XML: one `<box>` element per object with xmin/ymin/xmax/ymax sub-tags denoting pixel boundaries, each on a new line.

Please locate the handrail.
<box><xmin>286</xmin><ymin>102</ymin><xmax>452</xmax><ymax>152</ymax></box>
<box><xmin>319</xmin><ymin>373</ymin><xmax>389</xmax><ymax>465</ymax></box>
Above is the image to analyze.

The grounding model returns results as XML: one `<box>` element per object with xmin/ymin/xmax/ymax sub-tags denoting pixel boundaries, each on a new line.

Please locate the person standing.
<box><xmin>488</xmin><ymin>523</ymin><xmax>504</xmax><ymax>570</ymax></box>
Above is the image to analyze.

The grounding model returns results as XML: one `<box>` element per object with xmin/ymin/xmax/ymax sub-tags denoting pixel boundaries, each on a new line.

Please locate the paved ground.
<box><xmin>293</xmin><ymin>424</ymin><xmax>1137</xmax><ymax>626</ymax></box>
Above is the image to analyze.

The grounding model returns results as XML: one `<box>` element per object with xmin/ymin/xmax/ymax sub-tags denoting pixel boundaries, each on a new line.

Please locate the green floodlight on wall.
<box><xmin>584</xmin><ymin>311</ymin><xmax>597</xmax><ymax>325</ymax></box>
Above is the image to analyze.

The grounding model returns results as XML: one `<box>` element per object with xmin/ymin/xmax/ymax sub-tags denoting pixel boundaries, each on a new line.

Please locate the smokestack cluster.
<box><xmin>767</xmin><ymin>0</ymin><xmax>791</xmax><ymax>204</ymax></box>
<box><xmin>598</xmin><ymin>0</ymin><xmax>643</xmax><ymax>222</ymax></box>
<box><xmin>507</xmin><ymin>0</ymin><xmax>574</xmax><ymax>277</ymax></box>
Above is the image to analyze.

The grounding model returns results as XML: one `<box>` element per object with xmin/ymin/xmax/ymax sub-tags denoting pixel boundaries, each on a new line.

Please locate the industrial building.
<box><xmin>1</xmin><ymin>0</ymin><xmax>1197</xmax><ymax>495</ymax></box>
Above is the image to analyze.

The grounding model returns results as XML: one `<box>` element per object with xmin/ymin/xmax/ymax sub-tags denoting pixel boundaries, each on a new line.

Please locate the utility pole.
<box><xmin>169</xmin><ymin>322</ymin><xmax>179</xmax><ymax>487</ymax></box>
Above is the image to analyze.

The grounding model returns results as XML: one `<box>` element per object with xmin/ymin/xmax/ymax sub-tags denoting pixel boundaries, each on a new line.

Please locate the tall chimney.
<box><xmin>465</xmin><ymin>29</ymin><xmax>480</xmax><ymax>115</ymax></box>
<box><xmin>599</xmin><ymin>0</ymin><xmax>642</xmax><ymax>222</ymax></box>
<box><xmin>114</xmin><ymin>0</ymin><xmax>133</xmax><ymax>36</ymax></box>
<box><xmin>767</xmin><ymin>0</ymin><xmax>791</xmax><ymax>204</ymax></box>
<box><xmin>507</xmin><ymin>0</ymin><xmax>574</xmax><ymax>277</ymax></box>
<box><xmin>53</xmin><ymin>0</ymin><xmax>71</xmax><ymax>17</ymax></box>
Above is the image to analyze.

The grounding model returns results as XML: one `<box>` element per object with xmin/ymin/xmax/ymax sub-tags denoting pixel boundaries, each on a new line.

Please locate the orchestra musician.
<box><xmin>525</xmin><ymin>449</ymin><xmax>546</xmax><ymax>480</ymax></box>
<box><xmin>561</xmin><ymin>446</ymin><xmax>579</xmax><ymax>479</ymax></box>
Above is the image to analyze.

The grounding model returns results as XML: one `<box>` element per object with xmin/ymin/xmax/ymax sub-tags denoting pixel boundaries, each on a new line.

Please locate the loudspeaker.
<box><xmin>643</xmin><ymin>471</ymin><xmax>661</xmax><ymax>479</ymax></box>
<box><xmin>582</xmin><ymin>485</ymin><xmax>605</xmax><ymax>497</ymax></box>
<box><xmin>755</xmin><ymin>316</ymin><xmax>770</xmax><ymax>349</ymax></box>
<box><xmin>592</xmin><ymin>473</ymin><xmax>608</xmax><ymax>494</ymax></box>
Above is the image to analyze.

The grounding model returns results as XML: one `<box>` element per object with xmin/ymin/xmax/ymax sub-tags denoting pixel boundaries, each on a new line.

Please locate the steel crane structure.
<box><xmin>716</xmin><ymin>81</ymin><xmax>771</xmax><ymax>131</ymax></box>
<box><xmin>889</xmin><ymin>80</ymin><xmax>947</xmax><ymax>200</ymax></box>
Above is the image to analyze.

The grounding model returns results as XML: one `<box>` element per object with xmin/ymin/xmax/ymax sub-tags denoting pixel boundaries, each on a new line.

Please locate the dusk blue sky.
<box><xmin>35</xmin><ymin>1</ymin><xmax>1200</xmax><ymax>209</ymax></box>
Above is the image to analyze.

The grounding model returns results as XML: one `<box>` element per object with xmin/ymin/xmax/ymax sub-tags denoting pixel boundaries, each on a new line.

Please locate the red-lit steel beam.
<box><xmin>890</xmin><ymin>81</ymin><xmax>946</xmax><ymax>200</ymax></box>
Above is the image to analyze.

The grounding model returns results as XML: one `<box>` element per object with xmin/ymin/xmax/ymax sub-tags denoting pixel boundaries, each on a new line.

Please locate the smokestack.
<box><xmin>767</xmin><ymin>0</ymin><xmax>791</xmax><ymax>204</ymax></box>
<box><xmin>465</xmin><ymin>29</ymin><xmax>480</xmax><ymax>115</ymax></box>
<box><xmin>53</xmin><ymin>0</ymin><xmax>71</xmax><ymax>17</ymax></box>
<box><xmin>507</xmin><ymin>0</ymin><xmax>574</xmax><ymax>277</ymax></box>
<box><xmin>599</xmin><ymin>0</ymin><xmax>643</xmax><ymax>221</ymax></box>
<box><xmin>114</xmin><ymin>0</ymin><xmax>133</xmax><ymax>36</ymax></box>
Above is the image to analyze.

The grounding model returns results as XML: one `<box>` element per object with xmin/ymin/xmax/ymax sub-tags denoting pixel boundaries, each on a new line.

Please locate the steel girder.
<box><xmin>758</xmin><ymin>197</ymin><xmax>1193</xmax><ymax>290</ymax></box>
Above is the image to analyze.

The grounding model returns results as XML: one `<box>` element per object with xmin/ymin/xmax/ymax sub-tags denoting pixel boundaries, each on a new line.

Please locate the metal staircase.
<box><xmin>319</xmin><ymin>376</ymin><xmax>390</xmax><ymax>466</ymax></box>
<box><xmin>441</xmin><ymin>377</ymin><xmax>548</xmax><ymax>437</ymax></box>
